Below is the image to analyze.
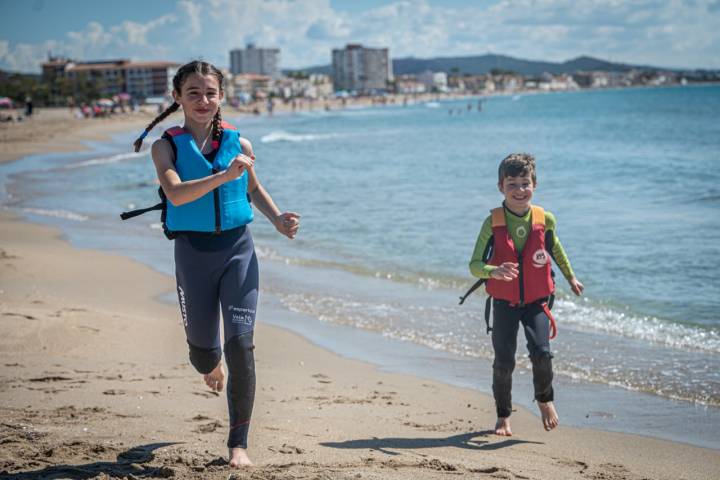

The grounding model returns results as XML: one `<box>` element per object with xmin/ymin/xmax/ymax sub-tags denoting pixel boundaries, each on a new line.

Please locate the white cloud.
<box><xmin>0</xmin><ymin>14</ymin><xmax>178</xmax><ymax>72</ymax></box>
<box><xmin>1</xmin><ymin>0</ymin><xmax>718</xmax><ymax>72</ymax></box>
<box><xmin>179</xmin><ymin>1</ymin><xmax>203</xmax><ymax>39</ymax></box>
<box><xmin>114</xmin><ymin>14</ymin><xmax>177</xmax><ymax>47</ymax></box>
<box><xmin>306</xmin><ymin>18</ymin><xmax>351</xmax><ymax>40</ymax></box>
<box><xmin>67</xmin><ymin>21</ymin><xmax>113</xmax><ymax>48</ymax></box>
<box><xmin>0</xmin><ymin>40</ymin><xmax>59</xmax><ymax>72</ymax></box>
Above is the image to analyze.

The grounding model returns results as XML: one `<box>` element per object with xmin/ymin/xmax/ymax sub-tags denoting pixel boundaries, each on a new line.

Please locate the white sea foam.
<box><xmin>260</xmin><ymin>130</ymin><xmax>340</xmax><ymax>143</ymax></box>
<box><xmin>425</xmin><ymin>102</ymin><xmax>440</xmax><ymax>108</ymax></box>
<box><xmin>23</xmin><ymin>208</ymin><xmax>89</xmax><ymax>221</ymax></box>
<box><xmin>64</xmin><ymin>151</ymin><xmax>146</xmax><ymax>169</ymax></box>
<box><xmin>554</xmin><ymin>298</ymin><xmax>720</xmax><ymax>354</ymax></box>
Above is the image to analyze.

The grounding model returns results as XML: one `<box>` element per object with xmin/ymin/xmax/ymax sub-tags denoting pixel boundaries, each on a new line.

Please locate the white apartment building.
<box><xmin>230</xmin><ymin>44</ymin><xmax>281</xmax><ymax>79</ymax></box>
<box><xmin>331</xmin><ymin>44</ymin><xmax>392</xmax><ymax>93</ymax></box>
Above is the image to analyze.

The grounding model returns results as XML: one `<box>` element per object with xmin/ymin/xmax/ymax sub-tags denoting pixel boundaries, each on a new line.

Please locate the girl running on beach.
<box><xmin>132</xmin><ymin>60</ymin><xmax>300</xmax><ymax>467</ymax></box>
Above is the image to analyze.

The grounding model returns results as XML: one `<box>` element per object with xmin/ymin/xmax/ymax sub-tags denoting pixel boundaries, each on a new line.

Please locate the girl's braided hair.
<box><xmin>133</xmin><ymin>60</ymin><xmax>225</xmax><ymax>152</ymax></box>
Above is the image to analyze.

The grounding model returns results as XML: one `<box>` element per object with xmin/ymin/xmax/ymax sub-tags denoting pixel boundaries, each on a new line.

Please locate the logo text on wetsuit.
<box><xmin>228</xmin><ymin>305</ymin><xmax>255</xmax><ymax>325</ymax></box>
<box><xmin>178</xmin><ymin>285</ymin><xmax>188</xmax><ymax>327</ymax></box>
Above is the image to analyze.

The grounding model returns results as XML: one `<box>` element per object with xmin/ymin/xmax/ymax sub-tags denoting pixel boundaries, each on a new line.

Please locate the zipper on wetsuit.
<box><xmin>517</xmin><ymin>252</ymin><xmax>525</xmax><ymax>307</ymax></box>
<box><xmin>211</xmin><ymin>167</ymin><xmax>221</xmax><ymax>234</ymax></box>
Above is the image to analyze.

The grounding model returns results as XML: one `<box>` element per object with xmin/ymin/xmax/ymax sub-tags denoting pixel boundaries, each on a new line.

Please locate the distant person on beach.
<box><xmin>129</xmin><ymin>60</ymin><xmax>300</xmax><ymax>467</ymax></box>
<box><xmin>24</xmin><ymin>96</ymin><xmax>33</xmax><ymax>117</ymax></box>
<box><xmin>467</xmin><ymin>153</ymin><xmax>583</xmax><ymax>436</ymax></box>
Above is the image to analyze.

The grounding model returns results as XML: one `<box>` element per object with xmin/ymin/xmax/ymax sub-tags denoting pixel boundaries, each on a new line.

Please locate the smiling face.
<box><xmin>173</xmin><ymin>73</ymin><xmax>223</xmax><ymax>125</ymax></box>
<box><xmin>499</xmin><ymin>174</ymin><xmax>535</xmax><ymax>215</ymax></box>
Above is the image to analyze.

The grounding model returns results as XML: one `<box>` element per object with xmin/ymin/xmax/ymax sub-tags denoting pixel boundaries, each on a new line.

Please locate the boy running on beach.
<box><xmin>469</xmin><ymin>153</ymin><xmax>583</xmax><ymax>436</ymax></box>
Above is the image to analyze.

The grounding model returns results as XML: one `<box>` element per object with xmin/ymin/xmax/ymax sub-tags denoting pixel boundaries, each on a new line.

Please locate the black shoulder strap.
<box><xmin>459</xmin><ymin>233</ymin><xmax>494</xmax><ymax>305</ymax></box>
<box><xmin>161</xmin><ymin>131</ymin><xmax>178</xmax><ymax>164</ymax></box>
<box><xmin>545</xmin><ymin>229</ymin><xmax>556</xmax><ymax>263</ymax></box>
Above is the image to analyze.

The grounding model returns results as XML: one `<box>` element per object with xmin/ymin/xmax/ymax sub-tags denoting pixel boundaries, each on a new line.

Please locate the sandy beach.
<box><xmin>1</xmin><ymin>111</ymin><xmax>719</xmax><ymax>480</ymax></box>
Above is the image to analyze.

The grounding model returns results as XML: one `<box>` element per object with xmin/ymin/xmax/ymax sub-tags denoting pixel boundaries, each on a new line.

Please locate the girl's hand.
<box><xmin>490</xmin><ymin>262</ymin><xmax>519</xmax><ymax>281</ymax></box>
<box><xmin>569</xmin><ymin>277</ymin><xmax>584</xmax><ymax>296</ymax></box>
<box><xmin>274</xmin><ymin>212</ymin><xmax>301</xmax><ymax>239</ymax></box>
<box><xmin>224</xmin><ymin>154</ymin><xmax>255</xmax><ymax>180</ymax></box>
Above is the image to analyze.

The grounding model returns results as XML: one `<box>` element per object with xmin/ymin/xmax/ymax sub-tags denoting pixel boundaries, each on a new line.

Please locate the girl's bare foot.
<box><xmin>203</xmin><ymin>363</ymin><xmax>224</xmax><ymax>392</ymax></box>
<box><xmin>494</xmin><ymin>417</ymin><xmax>512</xmax><ymax>436</ymax></box>
<box><xmin>538</xmin><ymin>401</ymin><xmax>559</xmax><ymax>431</ymax></box>
<box><xmin>229</xmin><ymin>448</ymin><xmax>252</xmax><ymax>467</ymax></box>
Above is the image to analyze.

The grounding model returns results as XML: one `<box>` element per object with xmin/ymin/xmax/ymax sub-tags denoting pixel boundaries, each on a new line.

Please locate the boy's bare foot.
<box><xmin>229</xmin><ymin>448</ymin><xmax>252</xmax><ymax>467</ymax></box>
<box><xmin>538</xmin><ymin>401</ymin><xmax>559</xmax><ymax>431</ymax></box>
<box><xmin>203</xmin><ymin>363</ymin><xmax>224</xmax><ymax>392</ymax></box>
<box><xmin>494</xmin><ymin>417</ymin><xmax>512</xmax><ymax>436</ymax></box>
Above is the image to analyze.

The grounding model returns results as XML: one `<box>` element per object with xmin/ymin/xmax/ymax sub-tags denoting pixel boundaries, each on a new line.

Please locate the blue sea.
<box><xmin>2</xmin><ymin>85</ymin><xmax>719</xmax><ymax>448</ymax></box>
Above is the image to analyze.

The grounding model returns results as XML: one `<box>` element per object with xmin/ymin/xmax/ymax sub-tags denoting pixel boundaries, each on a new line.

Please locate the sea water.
<box><xmin>2</xmin><ymin>85</ymin><xmax>719</xmax><ymax>448</ymax></box>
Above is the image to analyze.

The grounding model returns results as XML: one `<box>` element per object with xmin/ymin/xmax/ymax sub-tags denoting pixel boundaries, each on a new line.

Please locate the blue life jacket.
<box><xmin>120</xmin><ymin>121</ymin><xmax>253</xmax><ymax>238</ymax></box>
<box><xmin>164</xmin><ymin>123</ymin><xmax>253</xmax><ymax>233</ymax></box>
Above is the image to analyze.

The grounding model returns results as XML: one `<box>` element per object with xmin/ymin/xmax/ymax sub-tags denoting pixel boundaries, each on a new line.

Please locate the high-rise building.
<box><xmin>331</xmin><ymin>44</ymin><xmax>392</xmax><ymax>93</ymax></box>
<box><xmin>229</xmin><ymin>44</ymin><xmax>280</xmax><ymax>79</ymax></box>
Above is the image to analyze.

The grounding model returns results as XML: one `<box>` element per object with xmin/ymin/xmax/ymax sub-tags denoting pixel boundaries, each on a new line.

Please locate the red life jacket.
<box><xmin>485</xmin><ymin>205</ymin><xmax>554</xmax><ymax>306</ymax></box>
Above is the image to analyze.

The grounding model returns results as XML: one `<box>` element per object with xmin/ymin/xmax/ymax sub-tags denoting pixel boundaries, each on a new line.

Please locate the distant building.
<box><xmin>273</xmin><ymin>74</ymin><xmax>333</xmax><ymax>99</ymax></box>
<box><xmin>226</xmin><ymin>73</ymin><xmax>273</xmax><ymax>102</ymax></box>
<box><xmin>395</xmin><ymin>75</ymin><xmax>427</xmax><ymax>94</ymax></box>
<box><xmin>41</xmin><ymin>57</ymin><xmax>179</xmax><ymax>100</ymax></box>
<box><xmin>331</xmin><ymin>44</ymin><xmax>392</xmax><ymax>93</ymax></box>
<box><xmin>417</xmin><ymin>71</ymin><xmax>448</xmax><ymax>92</ymax></box>
<box><xmin>536</xmin><ymin>74</ymin><xmax>578</xmax><ymax>91</ymax></box>
<box><xmin>230</xmin><ymin>44</ymin><xmax>281</xmax><ymax>79</ymax></box>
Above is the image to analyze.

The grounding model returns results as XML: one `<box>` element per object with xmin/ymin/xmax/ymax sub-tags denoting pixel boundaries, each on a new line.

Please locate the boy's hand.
<box><xmin>569</xmin><ymin>277</ymin><xmax>584</xmax><ymax>296</ymax></box>
<box><xmin>490</xmin><ymin>262</ymin><xmax>519</xmax><ymax>281</ymax></box>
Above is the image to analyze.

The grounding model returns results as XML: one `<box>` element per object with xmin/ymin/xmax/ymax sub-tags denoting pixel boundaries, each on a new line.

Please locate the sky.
<box><xmin>1</xmin><ymin>0</ymin><xmax>719</xmax><ymax>73</ymax></box>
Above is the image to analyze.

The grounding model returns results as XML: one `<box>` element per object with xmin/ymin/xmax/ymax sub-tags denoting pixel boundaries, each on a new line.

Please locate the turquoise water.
<box><xmin>1</xmin><ymin>85</ymin><xmax>719</xmax><ymax>445</ymax></box>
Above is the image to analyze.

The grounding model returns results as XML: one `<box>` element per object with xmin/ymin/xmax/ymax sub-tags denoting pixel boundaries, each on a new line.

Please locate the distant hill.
<box><xmin>285</xmin><ymin>54</ymin><xmax>668</xmax><ymax>77</ymax></box>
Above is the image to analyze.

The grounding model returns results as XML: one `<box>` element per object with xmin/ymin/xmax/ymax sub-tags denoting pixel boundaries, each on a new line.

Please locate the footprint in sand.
<box><xmin>28</xmin><ymin>375</ymin><xmax>71</xmax><ymax>382</ymax></box>
<box><xmin>311</xmin><ymin>373</ymin><xmax>332</xmax><ymax>384</ymax></box>
<box><xmin>193</xmin><ymin>420</ymin><xmax>223</xmax><ymax>433</ymax></box>
<box><xmin>269</xmin><ymin>443</ymin><xmax>305</xmax><ymax>454</ymax></box>
<box><xmin>3</xmin><ymin>312</ymin><xmax>37</xmax><ymax>320</ymax></box>
<box><xmin>192</xmin><ymin>391</ymin><xmax>219</xmax><ymax>398</ymax></box>
<box><xmin>189</xmin><ymin>414</ymin><xmax>213</xmax><ymax>422</ymax></box>
<box><xmin>102</xmin><ymin>389</ymin><xmax>126</xmax><ymax>395</ymax></box>
<box><xmin>0</xmin><ymin>249</ymin><xmax>19</xmax><ymax>259</ymax></box>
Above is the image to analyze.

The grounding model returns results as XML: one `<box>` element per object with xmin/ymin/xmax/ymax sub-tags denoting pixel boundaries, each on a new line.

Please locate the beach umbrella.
<box><xmin>117</xmin><ymin>93</ymin><xmax>131</xmax><ymax>101</ymax></box>
<box><xmin>0</xmin><ymin>97</ymin><xmax>13</xmax><ymax>108</ymax></box>
<box><xmin>97</xmin><ymin>98</ymin><xmax>114</xmax><ymax>107</ymax></box>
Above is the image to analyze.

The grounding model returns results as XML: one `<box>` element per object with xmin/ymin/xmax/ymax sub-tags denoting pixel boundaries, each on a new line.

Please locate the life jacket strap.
<box><xmin>484</xmin><ymin>296</ymin><xmax>492</xmax><ymax>334</ymax></box>
<box><xmin>120</xmin><ymin>202</ymin><xmax>164</xmax><ymax>220</ymax></box>
<box><xmin>541</xmin><ymin>302</ymin><xmax>557</xmax><ymax>340</ymax></box>
<box><xmin>458</xmin><ymin>278</ymin><xmax>485</xmax><ymax>305</ymax></box>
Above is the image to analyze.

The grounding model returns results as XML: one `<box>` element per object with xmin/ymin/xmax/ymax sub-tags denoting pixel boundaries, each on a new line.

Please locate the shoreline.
<box><xmin>1</xmin><ymin>217</ymin><xmax>718</xmax><ymax>479</ymax></box>
<box><xmin>1</xmin><ymin>106</ymin><xmax>719</xmax><ymax>478</ymax></box>
<box><xmin>4</xmin><ymin>81</ymin><xmax>708</xmax><ymax>166</ymax></box>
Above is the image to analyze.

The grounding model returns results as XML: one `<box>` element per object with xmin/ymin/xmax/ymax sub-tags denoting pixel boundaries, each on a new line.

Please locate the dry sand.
<box><xmin>1</xmin><ymin>111</ymin><xmax>718</xmax><ymax>480</ymax></box>
<box><xmin>0</xmin><ymin>108</ymin><xmax>158</xmax><ymax>164</ymax></box>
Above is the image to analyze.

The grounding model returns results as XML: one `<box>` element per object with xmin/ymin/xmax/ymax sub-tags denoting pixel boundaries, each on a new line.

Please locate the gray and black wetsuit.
<box><xmin>175</xmin><ymin>225</ymin><xmax>258</xmax><ymax>449</ymax></box>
